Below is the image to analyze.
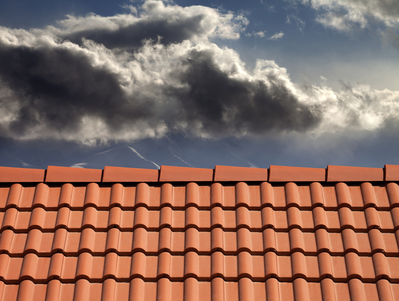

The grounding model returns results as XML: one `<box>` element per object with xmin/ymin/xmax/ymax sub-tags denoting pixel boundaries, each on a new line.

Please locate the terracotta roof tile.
<box><xmin>159</xmin><ymin>166</ymin><xmax>213</xmax><ymax>182</ymax></box>
<box><xmin>0</xmin><ymin>167</ymin><xmax>45</xmax><ymax>182</ymax></box>
<box><xmin>327</xmin><ymin>165</ymin><xmax>384</xmax><ymax>182</ymax></box>
<box><xmin>269</xmin><ymin>165</ymin><xmax>326</xmax><ymax>182</ymax></box>
<box><xmin>102</xmin><ymin>166</ymin><xmax>159</xmax><ymax>182</ymax></box>
<box><xmin>385</xmin><ymin>164</ymin><xmax>399</xmax><ymax>181</ymax></box>
<box><xmin>45</xmin><ymin>166</ymin><xmax>103</xmax><ymax>182</ymax></box>
<box><xmin>0</xmin><ymin>164</ymin><xmax>398</xmax><ymax>300</ymax></box>
<box><xmin>214</xmin><ymin>165</ymin><xmax>268</xmax><ymax>182</ymax></box>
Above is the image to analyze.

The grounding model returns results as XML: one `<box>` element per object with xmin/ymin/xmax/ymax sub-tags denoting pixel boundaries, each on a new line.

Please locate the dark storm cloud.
<box><xmin>169</xmin><ymin>50</ymin><xmax>321</xmax><ymax>135</ymax></box>
<box><xmin>0</xmin><ymin>43</ymin><xmax>153</xmax><ymax>136</ymax></box>
<box><xmin>0</xmin><ymin>40</ymin><xmax>321</xmax><ymax>141</ymax></box>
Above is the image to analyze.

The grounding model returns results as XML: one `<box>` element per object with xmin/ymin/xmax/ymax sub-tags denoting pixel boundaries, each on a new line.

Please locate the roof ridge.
<box><xmin>0</xmin><ymin>164</ymin><xmax>397</xmax><ymax>183</ymax></box>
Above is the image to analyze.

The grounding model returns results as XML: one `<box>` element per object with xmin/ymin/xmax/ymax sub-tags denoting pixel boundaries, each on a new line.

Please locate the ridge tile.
<box><xmin>0</xmin><ymin>167</ymin><xmax>45</xmax><ymax>183</ymax></box>
<box><xmin>102</xmin><ymin>166</ymin><xmax>159</xmax><ymax>182</ymax></box>
<box><xmin>327</xmin><ymin>165</ymin><xmax>384</xmax><ymax>182</ymax></box>
<box><xmin>385</xmin><ymin>164</ymin><xmax>399</xmax><ymax>181</ymax></box>
<box><xmin>45</xmin><ymin>166</ymin><xmax>103</xmax><ymax>183</ymax></box>
<box><xmin>269</xmin><ymin>165</ymin><xmax>326</xmax><ymax>182</ymax></box>
<box><xmin>214</xmin><ymin>165</ymin><xmax>268</xmax><ymax>182</ymax></box>
<box><xmin>159</xmin><ymin>166</ymin><xmax>213</xmax><ymax>182</ymax></box>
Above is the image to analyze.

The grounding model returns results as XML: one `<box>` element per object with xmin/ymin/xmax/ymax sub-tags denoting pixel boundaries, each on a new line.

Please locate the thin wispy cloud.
<box><xmin>0</xmin><ymin>0</ymin><xmax>398</xmax><ymax>147</ymax></box>
<box><xmin>286</xmin><ymin>14</ymin><xmax>305</xmax><ymax>32</ymax></box>
<box><xmin>269</xmin><ymin>31</ymin><xmax>284</xmax><ymax>40</ymax></box>
<box><xmin>245</xmin><ymin>31</ymin><xmax>267</xmax><ymax>37</ymax></box>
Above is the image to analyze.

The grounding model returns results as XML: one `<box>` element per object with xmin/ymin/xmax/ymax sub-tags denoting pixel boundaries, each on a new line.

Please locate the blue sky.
<box><xmin>0</xmin><ymin>0</ymin><xmax>398</xmax><ymax>169</ymax></box>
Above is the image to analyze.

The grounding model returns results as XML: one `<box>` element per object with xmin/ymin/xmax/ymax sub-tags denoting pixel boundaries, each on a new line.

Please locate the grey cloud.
<box><xmin>383</xmin><ymin>28</ymin><xmax>399</xmax><ymax>51</ymax></box>
<box><xmin>337</xmin><ymin>0</ymin><xmax>399</xmax><ymax>22</ymax></box>
<box><xmin>0</xmin><ymin>0</ymin><xmax>398</xmax><ymax>144</ymax></box>
<box><xmin>62</xmin><ymin>15</ymin><xmax>208</xmax><ymax>49</ymax></box>
<box><xmin>353</xmin><ymin>0</ymin><xmax>399</xmax><ymax>22</ymax></box>
<box><xmin>169</xmin><ymin>50</ymin><xmax>321</xmax><ymax>136</ymax></box>
<box><xmin>0</xmin><ymin>39</ymin><xmax>321</xmax><ymax>142</ymax></box>
<box><xmin>0</xmin><ymin>43</ymin><xmax>154</xmax><ymax>136</ymax></box>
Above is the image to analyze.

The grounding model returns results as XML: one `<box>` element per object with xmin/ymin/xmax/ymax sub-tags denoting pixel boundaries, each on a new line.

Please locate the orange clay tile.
<box><xmin>45</xmin><ymin>166</ymin><xmax>103</xmax><ymax>182</ymax></box>
<box><xmin>385</xmin><ymin>164</ymin><xmax>399</xmax><ymax>181</ymax></box>
<box><xmin>102</xmin><ymin>166</ymin><xmax>159</xmax><ymax>182</ymax></box>
<box><xmin>0</xmin><ymin>164</ymin><xmax>398</xmax><ymax>301</ymax></box>
<box><xmin>159</xmin><ymin>166</ymin><xmax>213</xmax><ymax>182</ymax></box>
<box><xmin>213</xmin><ymin>166</ymin><xmax>268</xmax><ymax>182</ymax></box>
<box><xmin>268</xmin><ymin>165</ymin><xmax>326</xmax><ymax>182</ymax></box>
<box><xmin>327</xmin><ymin>165</ymin><xmax>384</xmax><ymax>182</ymax></box>
<box><xmin>0</xmin><ymin>167</ymin><xmax>45</xmax><ymax>182</ymax></box>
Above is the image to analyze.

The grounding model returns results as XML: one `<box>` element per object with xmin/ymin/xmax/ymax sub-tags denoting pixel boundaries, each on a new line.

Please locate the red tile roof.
<box><xmin>0</xmin><ymin>164</ymin><xmax>398</xmax><ymax>301</ymax></box>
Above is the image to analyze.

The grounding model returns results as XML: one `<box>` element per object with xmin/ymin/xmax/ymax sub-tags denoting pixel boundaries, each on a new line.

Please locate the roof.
<box><xmin>0</xmin><ymin>164</ymin><xmax>399</xmax><ymax>301</ymax></box>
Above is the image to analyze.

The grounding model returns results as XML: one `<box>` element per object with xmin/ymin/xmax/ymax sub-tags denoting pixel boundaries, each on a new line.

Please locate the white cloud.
<box><xmin>269</xmin><ymin>31</ymin><xmax>284</xmax><ymax>40</ymax></box>
<box><xmin>302</xmin><ymin>83</ymin><xmax>399</xmax><ymax>132</ymax></box>
<box><xmin>295</xmin><ymin>0</ymin><xmax>399</xmax><ymax>31</ymax></box>
<box><xmin>315</xmin><ymin>11</ymin><xmax>359</xmax><ymax>31</ymax></box>
<box><xmin>52</xmin><ymin>0</ymin><xmax>249</xmax><ymax>44</ymax></box>
<box><xmin>289</xmin><ymin>0</ymin><xmax>399</xmax><ymax>53</ymax></box>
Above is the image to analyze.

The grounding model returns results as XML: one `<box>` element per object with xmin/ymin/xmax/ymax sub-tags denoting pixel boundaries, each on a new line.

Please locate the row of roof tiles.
<box><xmin>0</xmin><ymin>250</ymin><xmax>398</xmax><ymax>282</ymax></box>
<box><xmin>2</xmin><ymin>182</ymin><xmax>399</xmax><ymax>209</ymax></box>
<box><xmin>1</xmin><ymin>206</ymin><xmax>399</xmax><ymax>232</ymax></box>
<box><xmin>2</xmin><ymin>165</ymin><xmax>399</xmax><ymax>183</ymax></box>
<box><xmin>1</xmin><ymin>278</ymin><xmax>395</xmax><ymax>301</ymax></box>
<box><xmin>2</xmin><ymin>227</ymin><xmax>398</xmax><ymax>255</ymax></box>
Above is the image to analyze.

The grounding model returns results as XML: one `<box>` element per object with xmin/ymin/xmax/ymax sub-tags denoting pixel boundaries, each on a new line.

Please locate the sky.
<box><xmin>0</xmin><ymin>0</ymin><xmax>398</xmax><ymax>169</ymax></box>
